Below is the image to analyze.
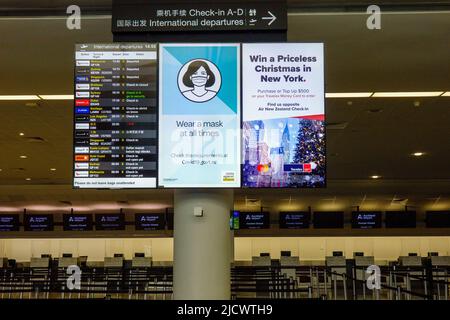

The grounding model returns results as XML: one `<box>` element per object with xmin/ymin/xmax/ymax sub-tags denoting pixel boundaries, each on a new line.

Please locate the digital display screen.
<box><xmin>158</xmin><ymin>44</ymin><xmax>241</xmax><ymax>188</ymax></box>
<box><xmin>238</xmin><ymin>212</ymin><xmax>270</xmax><ymax>229</ymax></box>
<box><xmin>95</xmin><ymin>214</ymin><xmax>125</xmax><ymax>230</ymax></box>
<box><xmin>135</xmin><ymin>213</ymin><xmax>166</xmax><ymax>231</ymax></box>
<box><xmin>63</xmin><ymin>214</ymin><xmax>93</xmax><ymax>231</ymax></box>
<box><xmin>279</xmin><ymin>211</ymin><xmax>310</xmax><ymax>229</ymax></box>
<box><xmin>313</xmin><ymin>212</ymin><xmax>344</xmax><ymax>229</ymax></box>
<box><xmin>0</xmin><ymin>214</ymin><xmax>20</xmax><ymax>232</ymax></box>
<box><xmin>230</xmin><ymin>210</ymin><xmax>240</xmax><ymax>230</ymax></box>
<box><xmin>166</xmin><ymin>211</ymin><xmax>174</xmax><ymax>230</ymax></box>
<box><xmin>242</xmin><ymin>43</ymin><xmax>325</xmax><ymax>188</ymax></box>
<box><xmin>73</xmin><ymin>43</ymin><xmax>158</xmax><ymax>189</ymax></box>
<box><xmin>24</xmin><ymin>214</ymin><xmax>54</xmax><ymax>231</ymax></box>
<box><xmin>426</xmin><ymin>211</ymin><xmax>450</xmax><ymax>228</ymax></box>
<box><xmin>351</xmin><ymin>211</ymin><xmax>382</xmax><ymax>229</ymax></box>
<box><xmin>385</xmin><ymin>211</ymin><xmax>416</xmax><ymax>228</ymax></box>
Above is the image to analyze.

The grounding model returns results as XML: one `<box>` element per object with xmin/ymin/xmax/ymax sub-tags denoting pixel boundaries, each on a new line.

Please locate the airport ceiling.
<box><xmin>0</xmin><ymin>1</ymin><xmax>449</xmax><ymax>208</ymax></box>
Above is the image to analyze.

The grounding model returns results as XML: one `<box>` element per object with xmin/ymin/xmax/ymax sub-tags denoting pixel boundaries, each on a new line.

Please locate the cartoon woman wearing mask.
<box><xmin>181</xmin><ymin>60</ymin><xmax>219</xmax><ymax>102</ymax></box>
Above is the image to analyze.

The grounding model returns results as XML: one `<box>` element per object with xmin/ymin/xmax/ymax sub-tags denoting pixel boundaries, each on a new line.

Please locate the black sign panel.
<box><xmin>63</xmin><ymin>214</ymin><xmax>93</xmax><ymax>231</ymax></box>
<box><xmin>239</xmin><ymin>212</ymin><xmax>270</xmax><ymax>229</ymax></box>
<box><xmin>112</xmin><ymin>1</ymin><xmax>287</xmax><ymax>33</ymax></box>
<box><xmin>73</xmin><ymin>43</ymin><xmax>158</xmax><ymax>189</ymax></box>
<box><xmin>351</xmin><ymin>212</ymin><xmax>382</xmax><ymax>229</ymax></box>
<box><xmin>24</xmin><ymin>214</ymin><xmax>54</xmax><ymax>232</ymax></box>
<box><xmin>0</xmin><ymin>214</ymin><xmax>20</xmax><ymax>232</ymax></box>
<box><xmin>135</xmin><ymin>213</ymin><xmax>166</xmax><ymax>231</ymax></box>
<box><xmin>279</xmin><ymin>212</ymin><xmax>310</xmax><ymax>229</ymax></box>
<box><xmin>385</xmin><ymin>211</ymin><xmax>416</xmax><ymax>228</ymax></box>
<box><xmin>426</xmin><ymin>211</ymin><xmax>450</xmax><ymax>228</ymax></box>
<box><xmin>313</xmin><ymin>212</ymin><xmax>344</xmax><ymax>229</ymax></box>
<box><xmin>95</xmin><ymin>214</ymin><xmax>125</xmax><ymax>231</ymax></box>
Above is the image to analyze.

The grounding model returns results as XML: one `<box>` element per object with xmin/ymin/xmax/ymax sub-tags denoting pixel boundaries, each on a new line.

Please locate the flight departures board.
<box><xmin>73</xmin><ymin>43</ymin><xmax>158</xmax><ymax>189</ymax></box>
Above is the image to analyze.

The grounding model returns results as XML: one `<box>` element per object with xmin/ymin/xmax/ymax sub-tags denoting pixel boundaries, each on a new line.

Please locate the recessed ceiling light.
<box><xmin>370</xmin><ymin>175</ymin><xmax>381</xmax><ymax>179</ymax></box>
<box><xmin>0</xmin><ymin>95</ymin><xmax>40</xmax><ymax>100</ymax></box>
<box><xmin>372</xmin><ymin>91</ymin><xmax>443</xmax><ymax>98</ymax></box>
<box><xmin>412</xmin><ymin>152</ymin><xmax>425</xmax><ymax>157</ymax></box>
<box><xmin>19</xmin><ymin>132</ymin><xmax>25</xmax><ymax>136</ymax></box>
<box><xmin>25</xmin><ymin>178</ymin><xmax>31</xmax><ymax>181</ymax></box>
<box><xmin>50</xmin><ymin>168</ymin><xmax>56</xmax><ymax>171</ymax></box>
<box><xmin>38</xmin><ymin>95</ymin><xmax>74</xmax><ymax>100</ymax></box>
<box><xmin>326</xmin><ymin>92</ymin><xmax>373</xmax><ymax>98</ymax></box>
<box><xmin>19</xmin><ymin>155</ymin><xmax>27</xmax><ymax>159</ymax></box>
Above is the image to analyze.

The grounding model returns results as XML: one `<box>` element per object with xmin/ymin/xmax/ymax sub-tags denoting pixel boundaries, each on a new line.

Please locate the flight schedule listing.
<box><xmin>73</xmin><ymin>43</ymin><xmax>157</xmax><ymax>189</ymax></box>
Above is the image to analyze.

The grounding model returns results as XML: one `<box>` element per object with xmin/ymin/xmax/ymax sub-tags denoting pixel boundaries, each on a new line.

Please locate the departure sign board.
<box><xmin>73</xmin><ymin>43</ymin><xmax>158</xmax><ymax>189</ymax></box>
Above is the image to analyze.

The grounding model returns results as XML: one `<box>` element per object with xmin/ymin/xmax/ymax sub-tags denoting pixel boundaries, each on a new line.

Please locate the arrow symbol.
<box><xmin>262</xmin><ymin>11</ymin><xmax>276</xmax><ymax>26</ymax></box>
<box><xmin>250</xmin><ymin>19</ymin><xmax>257</xmax><ymax>23</ymax></box>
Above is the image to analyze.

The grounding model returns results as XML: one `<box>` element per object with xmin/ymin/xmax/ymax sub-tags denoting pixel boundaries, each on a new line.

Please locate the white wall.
<box><xmin>1</xmin><ymin>236</ymin><xmax>450</xmax><ymax>262</ymax></box>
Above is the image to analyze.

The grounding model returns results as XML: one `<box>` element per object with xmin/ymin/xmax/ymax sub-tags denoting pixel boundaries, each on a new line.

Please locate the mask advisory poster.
<box><xmin>242</xmin><ymin>43</ymin><xmax>325</xmax><ymax>188</ymax></box>
<box><xmin>159</xmin><ymin>44</ymin><xmax>241</xmax><ymax>188</ymax></box>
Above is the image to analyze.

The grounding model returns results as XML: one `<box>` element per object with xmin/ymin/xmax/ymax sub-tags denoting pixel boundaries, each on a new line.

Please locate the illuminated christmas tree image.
<box><xmin>290</xmin><ymin>119</ymin><xmax>326</xmax><ymax>187</ymax></box>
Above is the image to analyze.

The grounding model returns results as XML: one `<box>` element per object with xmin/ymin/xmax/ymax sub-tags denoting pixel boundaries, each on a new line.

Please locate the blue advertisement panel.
<box><xmin>242</xmin><ymin>43</ymin><xmax>325</xmax><ymax>188</ymax></box>
<box><xmin>158</xmin><ymin>44</ymin><xmax>241</xmax><ymax>188</ymax></box>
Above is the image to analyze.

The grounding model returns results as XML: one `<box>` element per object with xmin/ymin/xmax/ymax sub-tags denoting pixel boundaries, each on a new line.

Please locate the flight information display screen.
<box><xmin>313</xmin><ymin>211</ymin><xmax>344</xmax><ymax>229</ymax></box>
<box><xmin>279</xmin><ymin>211</ymin><xmax>310</xmax><ymax>229</ymax></box>
<box><xmin>238</xmin><ymin>212</ymin><xmax>270</xmax><ymax>229</ymax></box>
<box><xmin>63</xmin><ymin>214</ymin><xmax>93</xmax><ymax>231</ymax></box>
<box><xmin>135</xmin><ymin>213</ymin><xmax>166</xmax><ymax>231</ymax></box>
<box><xmin>426</xmin><ymin>211</ymin><xmax>450</xmax><ymax>228</ymax></box>
<box><xmin>73</xmin><ymin>43</ymin><xmax>158</xmax><ymax>189</ymax></box>
<box><xmin>24</xmin><ymin>214</ymin><xmax>54</xmax><ymax>232</ymax></box>
<box><xmin>0</xmin><ymin>214</ymin><xmax>20</xmax><ymax>232</ymax></box>
<box><xmin>95</xmin><ymin>213</ymin><xmax>125</xmax><ymax>231</ymax></box>
<box><xmin>351</xmin><ymin>211</ymin><xmax>382</xmax><ymax>229</ymax></box>
<box><xmin>385</xmin><ymin>211</ymin><xmax>416</xmax><ymax>228</ymax></box>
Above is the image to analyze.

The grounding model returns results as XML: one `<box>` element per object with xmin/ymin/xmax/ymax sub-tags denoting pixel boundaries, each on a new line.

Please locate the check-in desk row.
<box><xmin>0</xmin><ymin>256</ymin><xmax>173</xmax><ymax>299</ymax></box>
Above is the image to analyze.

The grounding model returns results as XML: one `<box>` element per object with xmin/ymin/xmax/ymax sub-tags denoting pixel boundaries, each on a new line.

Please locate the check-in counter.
<box><xmin>326</xmin><ymin>256</ymin><xmax>346</xmax><ymax>280</ymax></box>
<box><xmin>252</xmin><ymin>256</ymin><xmax>271</xmax><ymax>267</ymax></box>
<box><xmin>104</xmin><ymin>257</ymin><xmax>124</xmax><ymax>268</ymax></box>
<box><xmin>30</xmin><ymin>257</ymin><xmax>50</xmax><ymax>269</ymax></box>
<box><xmin>280</xmin><ymin>256</ymin><xmax>300</xmax><ymax>279</ymax></box>
<box><xmin>354</xmin><ymin>256</ymin><xmax>375</xmax><ymax>281</ymax></box>
<box><xmin>132</xmin><ymin>257</ymin><xmax>152</xmax><ymax>268</ymax></box>
<box><xmin>58</xmin><ymin>257</ymin><xmax>78</xmax><ymax>268</ymax></box>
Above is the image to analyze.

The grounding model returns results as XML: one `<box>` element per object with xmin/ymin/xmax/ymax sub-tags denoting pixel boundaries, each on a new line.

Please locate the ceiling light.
<box><xmin>326</xmin><ymin>92</ymin><xmax>373</xmax><ymax>98</ymax></box>
<box><xmin>38</xmin><ymin>95</ymin><xmax>74</xmax><ymax>100</ymax></box>
<box><xmin>372</xmin><ymin>91</ymin><xmax>444</xmax><ymax>97</ymax></box>
<box><xmin>0</xmin><ymin>95</ymin><xmax>40</xmax><ymax>100</ymax></box>
<box><xmin>19</xmin><ymin>132</ymin><xmax>25</xmax><ymax>136</ymax></box>
<box><xmin>25</xmin><ymin>178</ymin><xmax>31</xmax><ymax>181</ymax></box>
<box><xmin>442</xmin><ymin>92</ymin><xmax>450</xmax><ymax>97</ymax></box>
<box><xmin>50</xmin><ymin>168</ymin><xmax>57</xmax><ymax>171</ymax></box>
<box><xmin>370</xmin><ymin>175</ymin><xmax>381</xmax><ymax>179</ymax></box>
<box><xmin>19</xmin><ymin>155</ymin><xmax>27</xmax><ymax>159</ymax></box>
<box><xmin>412</xmin><ymin>152</ymin><xmax>425</xmax><ymax>157</ymax></box>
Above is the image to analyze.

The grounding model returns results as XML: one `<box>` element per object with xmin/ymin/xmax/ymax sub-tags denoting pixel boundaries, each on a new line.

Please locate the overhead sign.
<box><xmin>112</xmin><ymin>1</ymin><xmax>287</xmax><ymax>32</ymax></box>
<box><xmin>73</xmin><ymin>43</ymin><xmax>158</xmax><ymax>189</ymax></box>
<box><xmin>351</xmin><ymin>212</ymin><xmax>382</xmax><ymax>229</ymax></box>
<box><xmin>63</xmin><ymin>214</ymin><xmax>94</xmax><ymax>231</ymax></box>
<box><xmin>242</xmin><ymin>43</ymin><xmax>326</xmax><ymax>188</ymax></box>
<box><xmin>0</xmin><ymin>214</ymin><xmax>20</xmax><ymax>232</ymax></box>
<box><xmin>158</xmin><ymin>44</ymin><xmax>241</xmax><ymax>188</ymax></box>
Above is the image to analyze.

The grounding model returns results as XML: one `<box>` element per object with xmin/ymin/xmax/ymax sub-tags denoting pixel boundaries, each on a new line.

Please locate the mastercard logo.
<box><xmin>257</xmin><ymin>164</ymin><xmax>270</xmax><ymax>173</ymax></box>
<box><xmin>75</xmin><ymin>155</ymin><xmax>89</xmax><ymax>162</ymax></box>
